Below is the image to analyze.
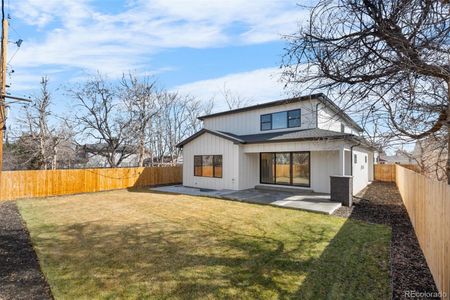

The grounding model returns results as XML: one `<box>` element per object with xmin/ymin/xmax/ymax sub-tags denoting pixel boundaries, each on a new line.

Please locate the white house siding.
<box><xmin>242</xmin><ymin>139</ymin><xmax>343</xmax><ymax>153</ymax></box>
<box><xmin>352</xmin><ymin>147</ymin><xmax>370</xmax><ymax>194</ymax></box>
<box><xmin>182</xmin><ymin>132</ymin><xmax>239</xmax><ymax>190</ymax></box>
<box><xmin>310</xmin><ymin>151</ymin><xmax>340</xmax><ymax>193</ymax></box>
<box><xmin>317</xmin><ymin>104</ymin><xmax>359</xmax><ymax>135</ymax></box>
<box><xmin>238</xmin><ymin>151</ymin><xmax>259</xmax><ymax>190</ymax></box>
<box><xmin>203</xmin><ymin>100</ymin><xmax>318</xmax><ymax>135</ymax></box>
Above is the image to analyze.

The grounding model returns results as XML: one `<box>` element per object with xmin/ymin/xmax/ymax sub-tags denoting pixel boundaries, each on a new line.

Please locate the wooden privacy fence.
<box><xmin>374</xmin><ymin>164</ymin><xmax>420</xmax><ymax>182</ymax></box>
<box><xmin>395</xmin><ymin>165</ymin><xmax>450</xmax><ymax>298</ymax></box>
<box><xmin>0</xmin><ymin>166</ymin><xmax>182</xmax><ymax>201</ymax></box>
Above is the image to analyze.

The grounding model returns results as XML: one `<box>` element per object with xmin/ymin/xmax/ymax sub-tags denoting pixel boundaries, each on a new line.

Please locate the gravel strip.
<box><xmin>333</xmin><ymin>182</ymin><xmax>439</xmax><ymax>299</ymax></box>
<box><xmin>0</xmin><ymin>201</ymin><xmax>53</xmax><ymax>300</ymax></box>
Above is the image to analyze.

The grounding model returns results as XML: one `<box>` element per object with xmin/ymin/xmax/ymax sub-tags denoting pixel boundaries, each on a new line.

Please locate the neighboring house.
<box><xmin>76</xmin><ymin>144</ymin><xmax>140</xmax><ymax>168</ymax></box>
<box><xmin>379</xmin><ymin>150</ymin><xmax>416</xmax><ymax>165</ymax></box>
<box><xmin>412</xmin><ymin>136</ymin><xmax>446</xmax><ymax>181</ymax></box>
<box><xmin>177</xmin><ymin>93</ymin><xmax>377</xmax><ymax>194</ymax></box>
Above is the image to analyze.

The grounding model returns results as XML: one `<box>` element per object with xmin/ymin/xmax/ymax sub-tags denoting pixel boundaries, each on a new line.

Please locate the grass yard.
<box><xmin>18</xmin><ymin>189</ymin><xmax>391</xmax><ymax>299</ymax></box>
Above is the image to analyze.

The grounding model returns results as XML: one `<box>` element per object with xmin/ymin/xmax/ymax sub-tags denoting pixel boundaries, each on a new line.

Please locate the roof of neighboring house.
<box><xmin>176</xmin><ymin>128</ymin><xmax>356</xmax><ymax>148</ymax></box>
<box><xmin>198</xmin><ymin>93</ymin><xmax>363</xmax><ymax>132</ymax></box>
<box><xmin>379</xmin><ymin>154</ymin><xmax>415</xmax><ymax>164</ymax></box>
<box><xmin>81</xmin><ymin>143</ymin><xmax>135</xmax><ymax>154</ymax></box>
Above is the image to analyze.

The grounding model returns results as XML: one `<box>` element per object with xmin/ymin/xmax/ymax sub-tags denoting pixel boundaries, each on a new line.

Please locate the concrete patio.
<box><xmin>151</xmin><ymin>185</ymin><xmax>341</xmax><ymax>214</ymax></box>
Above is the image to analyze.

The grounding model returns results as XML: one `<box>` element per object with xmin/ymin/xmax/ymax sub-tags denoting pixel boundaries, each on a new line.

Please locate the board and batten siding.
<box><xmin>203</xmin><ymin>100</ymin><xmax>318</xmax><ymax>135</ymax></box>
<box><xmin>310</xmin><ymin>151</ymin><xmax>340</xmax><ymax>193</ymax></box>
<box><xmin>317</xmin><ymin>104</ymin><xmax>359</xmax><ymax>135</ymax></box>
<box><xmin>182</xmin><ymin>132</ymin><xmax>239</xmax><ymax>190</ymax></box>
<box><xmin>238</xmin><ymin>151</ymin><xmax>259</xmax><ymax>190</ymax></box>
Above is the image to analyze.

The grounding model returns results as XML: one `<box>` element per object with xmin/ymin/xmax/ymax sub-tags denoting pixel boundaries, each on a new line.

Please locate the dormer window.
<box><xmin>260</xmin><ymin>109</ymin><xmax>301</xmax><ymax>131</ymax></box>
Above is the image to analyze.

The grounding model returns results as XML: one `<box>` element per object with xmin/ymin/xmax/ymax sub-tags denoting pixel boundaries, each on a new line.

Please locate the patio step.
<box><xmin>254</xmin><ymin>185</ymin><xmax>315</xmax><ymax>194</ymax></box>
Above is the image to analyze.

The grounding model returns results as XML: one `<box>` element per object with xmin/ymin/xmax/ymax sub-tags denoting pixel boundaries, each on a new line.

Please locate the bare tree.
<box><xmin>147</xmin><ymin>93</ymin><xmax>214</xmax><ymax>165</ymax></box>
<box><xmin>221</xmin><ymin>85</ymin><xmax>252</xmax><ymax>110</ymax></box>
<box><xmin>120</xmin><ymin>73</ymin><xmax>160</xmax><ymax>167</ymax></box>
<box><xmin>11</xmin><ymin>77</ymin><xmax>71</xmax><ymax>170</ymax></box>
<box><xmin>70</xmin><ymin>74</ymin><xmax>134</xmax><ymax>168</ymax></box>
<box><xmin>283</xmin><ymin>0</ymin><xmax>450</xmax><ymax>183</ymax></box>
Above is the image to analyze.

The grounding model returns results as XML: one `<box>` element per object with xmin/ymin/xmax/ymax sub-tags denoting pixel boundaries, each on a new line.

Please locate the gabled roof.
<box><xmin>198</xmin><ymin>93</ymin><xmax>363</xmax><ymax>132</ymax></box>
<box><xmin>176</xmin><ymin>128</ymin><xmax>355</xmax><ymax>148</ymax></box>
<box><xmin>176</xmin><ymin>129</ymin><xmax>245</xmax><ymax>148</ymax></box>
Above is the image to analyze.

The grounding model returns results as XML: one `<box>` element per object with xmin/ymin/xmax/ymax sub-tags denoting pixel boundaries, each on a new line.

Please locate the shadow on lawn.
<box><xmin>339</xmin><ymin>182</ymin><xmax>439</xmax><ymax>299</ymax></box>
<box><xmin>28</xmin><ymin>204</ymin><xmax>392</xmax><ymax>299</ymax></box>
<box><xmin>31</xmin><ymin>221</ymin><xmax>321</xmax><ymax>298</ymax></box>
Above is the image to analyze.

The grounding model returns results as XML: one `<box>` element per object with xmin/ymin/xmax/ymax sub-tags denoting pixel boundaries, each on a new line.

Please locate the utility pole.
<box><xmin>0</xmin><ymin>0</ymin><xmax>7</xmax><ymax>188</ymax></box>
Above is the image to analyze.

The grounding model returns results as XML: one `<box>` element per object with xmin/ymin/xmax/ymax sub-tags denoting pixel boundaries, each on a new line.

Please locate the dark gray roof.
<box><xmin>221</xmin><ymin>128</ymin><xmax>353</xmax><ymax>144</ymax></box>
<box><xmin>176</xmin><ymin>128</ymin><xmax>354</xmax><ymax>148</ymax></box>
<box><xmin>198</xmin><ymin>93</ymin><xmax>363</xmax><ymax>132</ymax></box>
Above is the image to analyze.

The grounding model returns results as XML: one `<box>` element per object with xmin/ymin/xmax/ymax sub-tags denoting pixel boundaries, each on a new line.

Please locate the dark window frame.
<box><xmin>260</xmin><ymin>114</ymin><xmax>272</xmax><ymax>131</ymax></box>
<box><xmin>193</xmin><ymin>155</ymin><xmax>223</xmax><ymax>178</ymax></box>
<box><xmin>259</xmin><ymin>151</ymin><xmax>310</xmax><ymax>188</ymax></box>
<box><xmin>260</xmin><ymin>109</ymin><xmax>301</xmax><ymax>131</ymax></box>
<box><xmin>287</xmin><ymin>109</ymin><xmax>301</xmax><ymax>128</ymax></box>
<box><xmin>194</xmin><ymin>155</ymin><xmax>202</xmax><ymax>176</ymax></box>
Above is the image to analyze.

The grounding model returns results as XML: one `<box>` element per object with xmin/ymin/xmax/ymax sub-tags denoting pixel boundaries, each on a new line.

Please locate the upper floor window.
<box><xmin>260</xmin><ymin>109</ymin><xmax>301</xmax><ymax>131</ymax></box>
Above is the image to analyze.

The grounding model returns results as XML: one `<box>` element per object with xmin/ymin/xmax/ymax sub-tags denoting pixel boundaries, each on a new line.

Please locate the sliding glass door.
<box><xmin>292</xmin><ymin>152</ymin><xmax>310</xmax><ymax>186</ymax></box>
<box><xmin>275</xmin><ymin>153</ymin><xmax>291</xmax><ymax>185</ymax></box>
<box><xmin>260</xmin><ymin>152</ymin><xmax>310</xmax><ymax>187</ymax></box>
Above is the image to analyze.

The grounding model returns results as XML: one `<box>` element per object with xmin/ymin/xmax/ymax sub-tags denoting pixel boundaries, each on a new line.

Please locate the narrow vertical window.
<box><xmin>194</xmin><ymin>156</ymin><xmax>202</xmax><ymax>176</ymax></box>
<box><xmin>213</xmin><ymin>155</ymin><xmax>222</xmax><ymax>178</ymax></box>
<box><xmin>288</xmin><ymin>109</ymin><xmax>301</xmax><ymax>128</ymax></box>
<box><xmin>260</xmin><ymin>114</ymin><xmax>272</xmax><ymax>131</ymax></box>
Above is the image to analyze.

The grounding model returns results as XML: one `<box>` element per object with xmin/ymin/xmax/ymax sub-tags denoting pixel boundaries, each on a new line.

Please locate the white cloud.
<box><xmin>175</xmin><ymin>67</ymin><xmax>291</xmax><ymax>111</ymax></box>
<box><xmin>9</xmin><ymin>0</ymin><xmax>310</xmax><ymax>78</ymax></box>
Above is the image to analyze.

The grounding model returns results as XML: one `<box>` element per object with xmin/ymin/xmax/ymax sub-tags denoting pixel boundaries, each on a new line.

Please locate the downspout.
<box><xmin>315</xmin><ymin>102</ymin><xmax>320</xmax><ymax>128</ymax></box>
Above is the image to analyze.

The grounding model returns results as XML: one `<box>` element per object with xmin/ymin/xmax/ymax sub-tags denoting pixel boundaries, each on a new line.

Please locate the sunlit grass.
<box><xmin>18</xmin><ymin>189</ymin><xmax>391</xmax><ymax>299</ymax></box>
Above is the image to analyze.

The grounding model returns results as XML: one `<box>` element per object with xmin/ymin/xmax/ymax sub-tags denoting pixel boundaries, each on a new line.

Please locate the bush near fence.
<box><xmin>0</xmin><ymin>166</ymin><xmax>182</xmax><ymax>201</ymax></box>
<box><xmin>375</xmin><ymin>164</ymin><xmax>449</xmax><ymax>298</ymax></box>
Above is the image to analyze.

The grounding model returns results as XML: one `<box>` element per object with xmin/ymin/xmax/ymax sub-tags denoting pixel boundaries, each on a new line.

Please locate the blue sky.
<box><xmin>6</xmin><ymin>0</ymin><xmax>313</xmax><ymax>120</ymax></box>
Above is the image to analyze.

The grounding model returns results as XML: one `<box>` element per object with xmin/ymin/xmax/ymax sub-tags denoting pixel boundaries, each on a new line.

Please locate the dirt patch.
<box><xmin>333</xmin><ymin>182</ymin><xmax>439</xmax><ymax>299</ymax></box>
<box><xmin>0</xmin><ymin>201</ymin><xmax>53</xmax><ymax>300</ymax></box>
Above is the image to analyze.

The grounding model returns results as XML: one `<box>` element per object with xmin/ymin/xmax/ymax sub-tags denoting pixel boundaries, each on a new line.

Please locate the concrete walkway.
<box><xmin>151</xmin><ymin>185</ymin><xmax>341</xmax><ymax>214</ymax></box>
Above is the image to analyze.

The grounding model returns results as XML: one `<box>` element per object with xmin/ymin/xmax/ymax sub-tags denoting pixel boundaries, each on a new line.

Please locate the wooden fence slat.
<box><xmin>374</xmin><ymin>164</ymin><xmax>419</xmax><ymax>182</ymax></box>
<box><xmin>395</xmin><ymin>165</ymin><xmax>449</xmax><ymax>299</ymax></box>
<box><xmin>0</xmin><ymin>166</ymin><xmax>182</xmax><ymax>201</ymax></box>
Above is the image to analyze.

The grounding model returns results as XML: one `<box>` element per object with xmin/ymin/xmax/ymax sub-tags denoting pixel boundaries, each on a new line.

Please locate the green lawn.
<box><xmin>18</xmin><ymin>189</ymin><xmax>391</xmax><ymax>299</ymax></box>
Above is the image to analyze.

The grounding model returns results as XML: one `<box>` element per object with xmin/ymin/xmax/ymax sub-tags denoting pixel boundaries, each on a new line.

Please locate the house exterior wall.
<box><xmin>238</xmin><ymin>152</ymin><xmax>259</xmax><ymax>190</ymax></box>
<box><xmin>352</xmin><ymin>146</ymin><xmax>370</xmax><ymax>194</ymax></box>
<box><xmin>310</xmin><ymin>151</ymin><xmax>340</xmax><ymax>193</ymax></box>
<box><xmin>203</xmin><ymin>99</ymin><xmax>361</xmax><ymax>136</ymax></box>
<box><xmin>317</xmin><ymin>104</ymin><xmax>359</xmax><ymax>135</ymax></box>
<box><xmin>203</xmin><ymin>100</ymin><xmax>318</xmax><ymax>135</ymax></box>
<box><xmin>182</xmin><ymin>135</ymin><xmax>373</xmax><ymax>194</ymax></box>
<box><xmin>182</xmin><ymin>132</ymin><xmax>239</xmax><ymax>190</ymax></box>
<box><xmin>231</xmin><ymin>149</ymin><xmax>341</xmax><ymax>193</ymax></box>
<box><xmin>242</xmin><ymin>139</ymin><xmax>344</xmax><ymax>153</ymax></box>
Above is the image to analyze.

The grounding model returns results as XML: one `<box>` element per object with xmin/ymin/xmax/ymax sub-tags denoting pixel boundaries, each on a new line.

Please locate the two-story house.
<box><xmin>177</xmin><ymin>93</ymin><xmax>376</xmax><ymax>194</ymax></box>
